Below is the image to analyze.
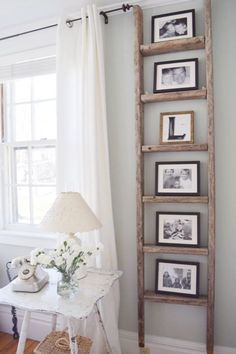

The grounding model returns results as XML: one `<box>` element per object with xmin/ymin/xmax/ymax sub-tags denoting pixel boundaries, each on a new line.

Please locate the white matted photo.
<box><xmin>155</xmin><ymin>259</ymin><xmax>199</xmax><ymax>297</ymax></box>
<box><xmin>160</xmin><ymin>111</ymin><xmax>194</xmax><ymax>144</ymax></box>
<box><xmin>155</xmin><ymin>161</ymin><xmax>200</xmax><ymax>196</ymax></box>
<box><xmin>156</xmin><ymin>212</ymin><xmax>200</xmax><ymax>247</ymax></box>
<box><xmin>151</xmin><ymin>9</ymin><xmax>195</xmax><ymax>43</ymax></box>
<box><xmin>153</xmin><ymin>58</ymin><xmax>198</xmax><ymax>93</ymax></box>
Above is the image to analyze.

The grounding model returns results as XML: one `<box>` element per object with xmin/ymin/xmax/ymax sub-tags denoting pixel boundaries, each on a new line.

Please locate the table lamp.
<box><xmin>40</xmin><ymin>192</ymin><xmax>102</xmax><ymax>239</ymax></box>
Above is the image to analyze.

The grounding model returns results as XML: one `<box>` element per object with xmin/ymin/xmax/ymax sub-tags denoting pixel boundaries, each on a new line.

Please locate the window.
<box><xmin>1</xmin><ymin>73</ymin><xmax>57</xmax><ymax>230</ymax></box>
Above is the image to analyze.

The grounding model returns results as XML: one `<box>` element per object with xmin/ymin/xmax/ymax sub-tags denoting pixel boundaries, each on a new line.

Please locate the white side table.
<box><xmin>0</xmin><ymin>268</ymin><xmax>122</xmax><ymax>354</ymax></box>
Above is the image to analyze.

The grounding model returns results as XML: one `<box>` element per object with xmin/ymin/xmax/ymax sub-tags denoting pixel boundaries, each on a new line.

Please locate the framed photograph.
<box><xmin>155</xmin><ymin>161</ymin><xmax>200</xmax><ymax>196</ymax></box>
<box><xmin>153</xmin><ymin>58</ymin><xmax>198</xmax><ymax>93</ymax></box>
<box><xmin>151</xmin><ymin>9</ymin><xmax>195</xmax><ymax>43</ymax></box>
<box><xmin>160</xmin><ymin>111</ymin><xmax>194</xmax><ymax>145</ymax></box>
<box><xmin>156</xmin><ymin>212</ymin><xmax>200</xmax><ymax>247</ymax></box>
<box><xmin>155</xmin><ymin>259</ymin><xmax>199</xmax><ymax>297</ymax></box>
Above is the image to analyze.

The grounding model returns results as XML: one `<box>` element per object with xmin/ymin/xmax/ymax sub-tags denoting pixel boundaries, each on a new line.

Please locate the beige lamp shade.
<box><xmin>40</xmin><ymin>192</ymin><xmax>102</xmax><ymax>234</ymax></box>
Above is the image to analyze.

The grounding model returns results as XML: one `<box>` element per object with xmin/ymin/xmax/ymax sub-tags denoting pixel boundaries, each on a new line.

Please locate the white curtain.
<box><xmin>56</xmin><ymin>5</ymin><xmax>121</xmax><ymax>354</ymax></box>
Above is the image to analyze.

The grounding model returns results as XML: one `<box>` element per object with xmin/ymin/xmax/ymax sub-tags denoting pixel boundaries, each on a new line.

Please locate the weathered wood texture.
<box><xmin>141</xmin><ymin>89</ymin><xmax>207</xmax><ymax>103</ymax></box>
<box><xmin>141</xmin><ymin>36</ymin><xmax>205</xmax><ymax>56</ymax></box>
<box><xmin>143</xmin><ymin>245</ymin><xmax>208</xmax><ymax>256</ymax></box>
<box><xmin>135</xmin><ymin>1</ymin><xmax>215</xmax><ymax>352</ymax></box>
<box><xmin>142</xmin><ymin>196</ymin><xmax>209</xmax><ymax>204</ymax></box>
<box><xmin>134</xmin><ymin>4</ymin><xmax>145</xmax><ymax>349</ymax></box>
<box><xmin>142</xmin><ymin>144</ymin><xmax>208</xmax><ymax>152</ymax></box>
<box><xmin>205</xmin><ymin>0</ymin><xmax>215</xmax><ymax>353</ymax></box>
<box><xmin>144</xmin><ymin>291</ymin><xmax>208</xmax><ymax>306</ymax></box>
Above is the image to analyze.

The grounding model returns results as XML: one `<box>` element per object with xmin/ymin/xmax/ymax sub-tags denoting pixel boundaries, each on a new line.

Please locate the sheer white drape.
<box><xmin>56</xmin><ymin>5</ymin><xmax>121</xmax><ymax>354</ymax></box>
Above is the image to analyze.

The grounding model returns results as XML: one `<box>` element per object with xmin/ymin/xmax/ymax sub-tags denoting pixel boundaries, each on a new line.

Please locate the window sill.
<box><xmin>0</xmin><ymin>230</ymin><xmax>57</xmax><ymax>248</ymax></box>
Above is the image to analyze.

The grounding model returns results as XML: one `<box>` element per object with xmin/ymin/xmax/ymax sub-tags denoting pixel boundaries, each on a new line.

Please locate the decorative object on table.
<box><xmin>31</xmin><ymin>238</ymin><xmax>103</xmax><ymax>298</ymax></box>
<box><xmin>33</xmin><ymin>330</ymin><xmax>92</xmax><ymax>354</ymax></box>
<box><xmin>10</xmin><ymin>257</ymin><xmax>49</xmax><ymax>293</ymax></box>
<box><xmin>156</xmin><ymin>211</ymin><xmax>200</xmax><ymax>247</ymax></box>
<box><xmin>160</xmin><ymin>111</ymin><xmax>194</xmax><ymax>145</ymax></box>
<box><xmin>153</xmin><ymin>58</ymin><xmax>198</xmax><ymax>93</ymax></box>
<box><xmin>40</xmin><ymin>192</ymin><xmax>102</xmax><ymax>240</ymax></box>
<box><xmin>155</xmin><ymin>259</ymin><xmax>199</xmax><ymax>297</ymax></box>
<box><xmin>35</xmin><ymin>191</ymin><xmax>103</xmax><ymax>297</ymax></box>
<box><xmin>155</xmin><ymin>160</ymin><xmax>200</xmax><ymax>196</ymax></box>
<box><xmin>151</xmin><ymin>9</ymin><xmax>195</xmax><ymax>43</ymax></box>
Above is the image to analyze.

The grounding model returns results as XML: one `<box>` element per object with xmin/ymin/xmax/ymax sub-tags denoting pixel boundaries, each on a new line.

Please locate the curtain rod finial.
<box><xmin>100</xmin><ymin>11</ymin><xmax>109</xmax><ymax>24</ymax></box>
<box><xmin>122</xmin><ymin>4</ymin><xmax>133</xmax><ymax>12</ymax></box>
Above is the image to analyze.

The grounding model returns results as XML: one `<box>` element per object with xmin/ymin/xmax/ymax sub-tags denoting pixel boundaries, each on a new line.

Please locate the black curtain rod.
<box><xmin>0</xmin><ymin>3</ymin><xmax>133</xmax><ymax>42</ymax></box>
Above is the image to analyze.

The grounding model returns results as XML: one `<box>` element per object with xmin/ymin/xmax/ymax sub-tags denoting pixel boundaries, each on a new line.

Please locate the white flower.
<box><xmin>37</xmin><ymin>253</ymin><xmax>51</xmax><ymax>266</ymax></box>
<box><xmin>30</xmin><ymin>248</ymin><xmax>44</xmax><ymax>266</ymax></box>
<box><xmin>54</xmin><ymin>256</ymin><xmax>64</xmax><ymax>267</ymax></box>
<box><xmin>29</xmin><ymin>240</ymin><xmax>103</xmax><ymax>277</ymax></box>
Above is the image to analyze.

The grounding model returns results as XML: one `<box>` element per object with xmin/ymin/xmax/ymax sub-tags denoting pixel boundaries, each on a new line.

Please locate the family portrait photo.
<box><xmin>156</xmin><ymin>212</ymin><xmax>200</xmax><ymax>246</ymax></box>
<box><xmin>155</xmin><ymin>260</ymin><xmax>199</xmax><ymax>297</ymax></box>
<box><xmin>160</xmin><ymin>111</ymin><xmax>194</xmax><ymax>144</ymax></box>
<box><xmin>155</xmin><ymin>161</ymin><xmax>200</xmax><ymax>196</ymax></box>
<box><xmin>151</xmin><ymin>9</ymin><xmax>195</xmax><ymax>43</ymax></box>
<box><xmin>153</xmin><ymin>58</ymin><xmax>198</xmax><ymax>93</ymax></box>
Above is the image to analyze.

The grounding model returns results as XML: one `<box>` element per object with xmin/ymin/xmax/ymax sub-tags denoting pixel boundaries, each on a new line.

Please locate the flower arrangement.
<box><xmin>30</xmin><ymin>238</ymin><xmax>103</xmax><ymax>290</ymax></box>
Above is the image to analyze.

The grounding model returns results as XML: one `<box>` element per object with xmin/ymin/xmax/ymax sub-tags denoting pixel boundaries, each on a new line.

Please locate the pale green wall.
<box><xmin>212</xmin><ymin>0</ymin><xmax>236</xmax><ymax>347</ymax></box>
<box><xmin>105</xmin><ymin>0</ymin><xmax>236</xmax><ymax>348</ymax></box>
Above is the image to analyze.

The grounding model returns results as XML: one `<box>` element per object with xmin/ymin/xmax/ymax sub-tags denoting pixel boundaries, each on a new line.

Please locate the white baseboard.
<box><xmin>119</xmin><ymin>329</ymin><xmax>236</xmax><ymax>354</ymax></box>
<box><xmin>0</xmin><ymin>306</ymin><xmax>235</xmax><ymax>354</ymax></box>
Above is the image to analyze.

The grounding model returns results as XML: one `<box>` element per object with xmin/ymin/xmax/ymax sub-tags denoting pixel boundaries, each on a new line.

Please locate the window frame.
<box><xmin>0</xmin><ymin>73</ymin><xmax>57</xmax><ymax>233</ymax></box>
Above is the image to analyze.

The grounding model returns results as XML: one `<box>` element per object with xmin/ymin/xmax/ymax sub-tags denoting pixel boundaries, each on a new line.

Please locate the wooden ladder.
<box><xmin>134</xmin><ymin>0</ymin><xmax>215</xmax><ymax>353</ymax></box>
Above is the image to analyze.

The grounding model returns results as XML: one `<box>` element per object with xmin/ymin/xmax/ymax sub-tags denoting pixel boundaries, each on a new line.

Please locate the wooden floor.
<box><xmin>0</xmin><ymin>332</ymin><xmax>39</xmax><ymax>354</ymax></box>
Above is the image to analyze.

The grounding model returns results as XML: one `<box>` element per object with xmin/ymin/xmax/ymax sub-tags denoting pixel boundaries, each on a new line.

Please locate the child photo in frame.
<box><xmin>156</xmin><ymin>212</ymin><xmax>200</xmax><ymax>247</ymax></box>
<box><xmin>153</xmin><ymin>58</ymin><xmax>198</xmax><ymax>93</ymax></box>
<box><xmin>151</xmin><ymin>9</ymin><xmax>195</xmax><ymax>43</ymax></box>
<box><xmin>155</xmin><ymin>259</ymin><xmax>199</xmax><ymax>297</ymax></box>
<box><xmin>155</xmin><ymin>161</ymin><xmax>200</xmax><ymax>196</ymax></box>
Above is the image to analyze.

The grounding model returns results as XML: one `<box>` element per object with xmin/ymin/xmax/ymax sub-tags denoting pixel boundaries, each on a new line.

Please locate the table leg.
<box><xmin>67</xmin><ymin>318</ymin><xmax>78</xmax><ymax>354</ymax></box>
<box><xmin>16</xmin><ymin>310</ymin><xmax>31</xmax><ymax>354</ymax></box>
<box><xmin>95</xmin><ymin>304</ymin><xmax>113</xmax><ymax>354</ymax></box>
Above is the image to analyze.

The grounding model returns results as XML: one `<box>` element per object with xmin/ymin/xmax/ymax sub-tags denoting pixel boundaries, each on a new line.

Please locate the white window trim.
<box><xmin>0</xmin><ymin>57</ymin><xmax>57</xmax><ymax>246</ymax></box>
<box><xmin>0</xmin><ymin>56</ymin><xmax>56</xmax><ymax>82</ymax></box>
<box><xmin>0</xmin><ymin>229</ymin><xmax>57</xmax><ymax>248</ymax></box>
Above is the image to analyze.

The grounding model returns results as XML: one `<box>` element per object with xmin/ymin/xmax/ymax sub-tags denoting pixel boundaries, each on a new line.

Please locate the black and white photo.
<box><xmin>151</xmin><ymin>9</ymin><xmax>195</xmax><ymax>43</ymax></box>
<box><xmin>155</xmin><ymin>161</ymin><xmax>200</xmax><ymax>196</ymax></box>
<box><xmin>160</xmin><ymin>111</ymin><xmax>194</xmax><ymax>144</ymax></box>
<box><xmin>156</xmin><ymin>212</ymin><xmax>200</xmax><ymax>247</ymax></box>
<box><xmin>153</xmin><ymin>58</ymin><xmax>198</xmax><ymax>93</ymax></box>
<box><xmin>155</xmin><ymin>259</ymin><xmax>199</xmax><ymax>297</ymax></box>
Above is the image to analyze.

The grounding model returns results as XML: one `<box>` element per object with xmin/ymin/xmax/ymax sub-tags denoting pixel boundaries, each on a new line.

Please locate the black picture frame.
<box><xmin>151</xmin><ymin>9</ymin><xmax>195</xmax><ymax>43</ymax></box>
<box><xmin>153</xmin><ymin>58</ymin><xmax>198</xmax><ymax>94</ymax></box>
<box><xmin>156</xmin><ymin>211</ymin><xmax>200</xmax><ymax>247</ymax></box>
<box><xmin>155</xmin><ymin>161</ymin><xmax>200</xmax><ymax>196</ymax></box>
<box><xmin>155</xmin><ymin>259</ymin><xmax>200</xmax><ymax>297</ymax></box>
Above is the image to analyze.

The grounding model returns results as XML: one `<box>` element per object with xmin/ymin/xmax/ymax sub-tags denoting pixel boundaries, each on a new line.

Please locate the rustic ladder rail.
<box><xmin>134</xmin><ymin>0</ymin><xmax>215</xmax><ymax>353</ymax></box>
